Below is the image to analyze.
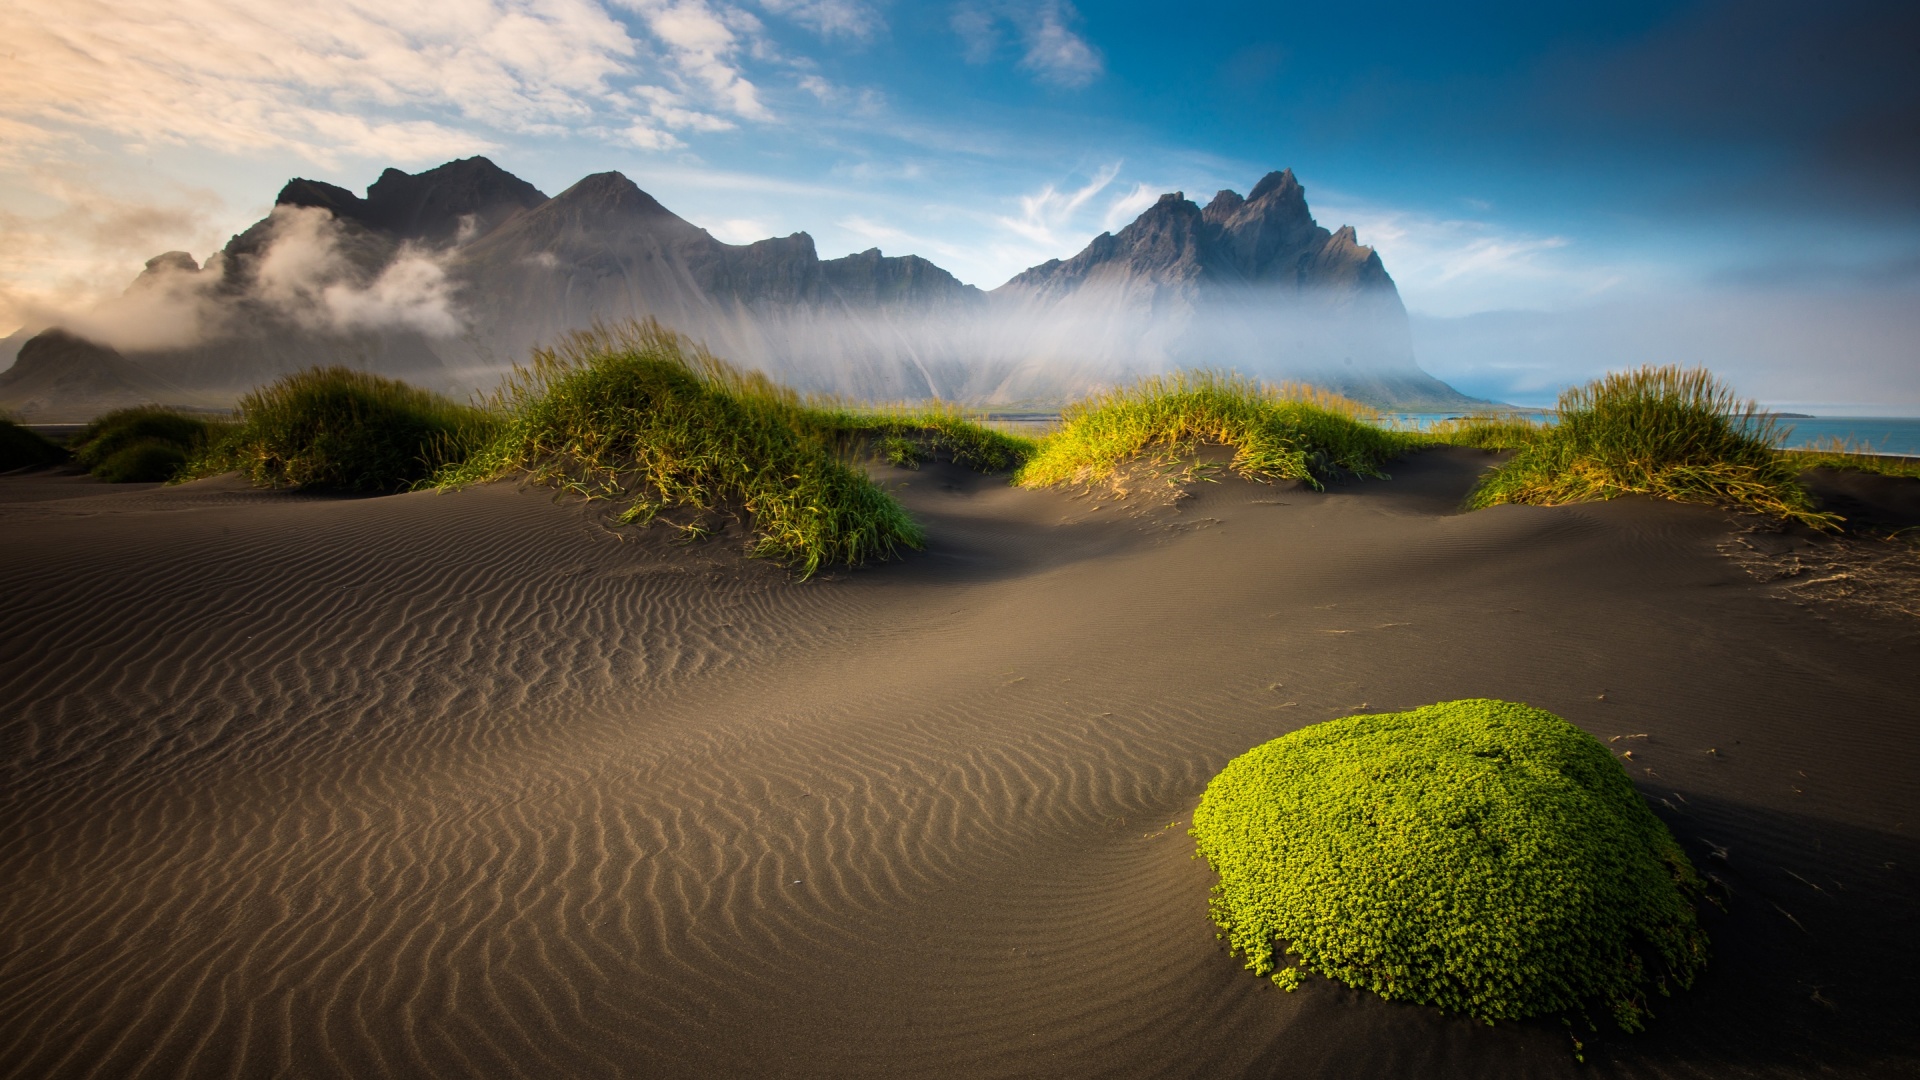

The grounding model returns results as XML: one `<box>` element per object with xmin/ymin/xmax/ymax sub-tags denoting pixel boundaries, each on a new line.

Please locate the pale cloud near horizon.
<box><xmin>1315</xmin><ymin>200</ymin><xmax>1626</xmax><ymax>317</ymax></box>
<box><xmin>0</xmin><ymin>168</ymin><xmax>229</xmax><ymax>337</ymax></box>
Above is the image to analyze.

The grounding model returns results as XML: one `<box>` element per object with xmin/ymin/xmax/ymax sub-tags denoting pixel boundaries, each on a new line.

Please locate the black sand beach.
<box><xmin>3</xmin><ymin>448</ymin><xmax>1917</xmax><ymax>1078</ymax></box>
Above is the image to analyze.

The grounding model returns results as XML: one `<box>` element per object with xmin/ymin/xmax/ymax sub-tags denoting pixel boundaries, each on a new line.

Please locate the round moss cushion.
<box><xmin>1190</xmin><ymin>699</ymin><xmax>1707</xmax><ymax>1028</ymax></box>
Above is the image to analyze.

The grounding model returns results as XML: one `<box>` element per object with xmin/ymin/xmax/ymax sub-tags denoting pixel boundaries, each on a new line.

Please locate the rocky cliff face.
<box><xmin>983</xmin><ymin>170</ymin><xmax>1457</xmax><ymax>405</ymax></box>
<box><xmin>277</xmin><ymin>156</ymin><xmax>549</xmax><ymax>246</ymax></box>
<box><xmin>8</xmin><ymin>160</ymin><xmax>1478</xmax><ymax>411</ymax></box>
<box><xmin>1000</xmin><ymin>170</ymin><xmax>1397</xmax><ymax>302</ymax></box>
<box><xmin>444</xmin><ymin>170</ymin><xmax>986</xmax><ymax>397</ymax></box>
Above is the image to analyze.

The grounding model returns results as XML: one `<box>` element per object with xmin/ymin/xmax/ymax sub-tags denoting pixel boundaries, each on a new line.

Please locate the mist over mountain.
<box><xmin>987</xmin><ymin>170</ymin><xmax>1455</xmax><ymax>405</ymax></box>
<box><xmin>1</xmin><ymin>157</ymin><xmax>1479</xmax><ymax>417</ymax></box>
<box><xmin>0</xmin><ymin>328</ymin><xmax>199</xmax><ymax>421</ymax></box>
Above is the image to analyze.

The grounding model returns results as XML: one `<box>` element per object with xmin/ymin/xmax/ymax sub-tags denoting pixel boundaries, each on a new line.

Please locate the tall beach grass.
<box><xmin>1015</xmin><ymin>371</ymin><xmax>1417</xmax><ymax>491</ymax></box>
<box><xmin>438</xmin><ymin>320</ymin><xmax>951</xmax><ymax>577</ymax></box>
<box><xmin>72</xmin><ymin>406</ymin><xmax>231</xmax><ymax>482</ymax></box>
<box><xmin>1462</xmin><ymin>366</ymin><xmax>1836</xmax><ymax>527</ymax></box>
<box><xmin>192</xmin><ymin>367</ymin><xmax>495</xmax><ymax>493</ymax></box>
<box><xmin>1423</xmin><ymin>412</ymin><xmax>1544</xmax><ymax>452</ymax></box>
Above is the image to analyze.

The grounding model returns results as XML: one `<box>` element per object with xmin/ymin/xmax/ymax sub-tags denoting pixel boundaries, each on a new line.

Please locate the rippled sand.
<box><xmin>3</xmin><ymin>449</ymin><xmax>1916</xmax><ymax>1079</ymax></box>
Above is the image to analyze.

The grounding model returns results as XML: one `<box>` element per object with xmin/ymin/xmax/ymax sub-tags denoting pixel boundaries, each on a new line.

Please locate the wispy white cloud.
<box><xmin>758</xmin><ymin>0</ymin><xmax>883</xmax><ymax>41</ymax></box>
<box><xmin>1016</xmin><ymin>2</ymin><xmax>1102</xmax><ymax>87</ymax></box>
<box><xmin>620</xmin><ymin>0</ymin><xmax>773</xmax><ymax>121</ymax></box>
<box><xmin>951</xmin><ymin>1</ymin><xmax>1103</xmax><ymax>88</ymax></box>
<box><xmin>995</xmin><ymin>162</ymin><xmax>1119</xmax><ymax>246</ymax></box>
<box><xmin>1313</xmin><ymin>199</ymin><xmax>1627</xmax><ymax>316</ymax></box>
<box><xmin>794</xmin><ymin>74</ymin><xmax>886</xmax><ymax>114</ymax></box>
<box><xmin>1101</xmin><ymin>182</ymin><xmax>1158</xmax><ymax>232</ymax></box>
<box><xmin>0</xmin><ymin>0</ymin><xmax>639</xmax><ymax>166</ymax></box>
<box><xmin>0</xmin><ymin>0</ymin><xmax>794</xmax><ymax>171</ymax></box>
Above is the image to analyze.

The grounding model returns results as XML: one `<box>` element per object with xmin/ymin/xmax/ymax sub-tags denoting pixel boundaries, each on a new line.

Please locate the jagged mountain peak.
<box><xmin>49</xmin><ymin>157</ymin><xmax>1473</xmax><ymax>415</ymax></box>
<box><xmin>997</xmin><ymin>167</ymin><xmax>1388</xmax><ymax>297</ymax></box>
<box><xmin>274</xmin><ymin>156</ymin><xmax>546</xmax><ymax>245</ymax></box>
<box><xmin>550</xmin><ymin>171</ymin><xmax>678</xmax><ymax>219</ymax></box>
<box><xmin>1247</xmin><ymin>168</ymin><xmax>1300</xmax><ymax>203</ymax></box>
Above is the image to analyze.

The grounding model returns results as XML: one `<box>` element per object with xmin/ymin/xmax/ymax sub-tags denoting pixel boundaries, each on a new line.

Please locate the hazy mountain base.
<box><xmin>1</xmin><ymin>159</ymin><xmax>1484</xmax><ymax>417</ymax></box>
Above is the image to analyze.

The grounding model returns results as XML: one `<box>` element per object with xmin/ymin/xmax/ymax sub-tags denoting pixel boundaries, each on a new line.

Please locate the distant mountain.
<box><xmin>989</xmin><ymin>171</ymin><xmax>1462</xmax><ymax>406</ymax></box>
<box><xmin>275</xmin><ymin>157</ymin><xmax>548</xmax><ymax>245</ymax></box>
<box><xmin>3</xmin><ymin>158</ymin><xmax>1482</xmax><ymax>414</ymax></box>
<box><xmin>447</xmin><ymin>170</ymin><xmax>985</xmax><ymax>397</ymax></box>
<box><xmin>0</xmin><ymin>328</ymin><xmax>192</xmax><ymax>422</ymax></box>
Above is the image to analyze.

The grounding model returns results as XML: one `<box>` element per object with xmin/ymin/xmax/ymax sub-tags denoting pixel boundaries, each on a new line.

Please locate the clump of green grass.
<box><xmin>810</xmin><ymin>400</ymin><xmax>1036</xmax><ymax>474</ymax></box>
<box><xmin>1467</xmin><ymin>366</ymin><xmax>1835</xmax><ymax>527</ymax></box>
<box><xmin>192</xmin><ymin>367</ymin><xmax>494</xmax><ymax>493</ymax></box>
<box><xmin>1780</xmin><ymin>437</ymin><xmax>1920</xmax><ymax>480</ymax></box>
<box><xmin>1014</xmin><ymin>371</ymin><xmax>1416</xmax><ymax>491</ymax></box>
<box><xmin>1192</xmin><ymin>699</ymin><xmax>1707</xmax><ymax>1034</ymax></box>
<box><xmin>70</xmin><ymin>406</ymin><xmax>229</xmax><ymax>483</ymax></box>
<box><xmin>438</xmin><ymin>320</ymin><xmax>925</xmax><ymax>577</ymax></box>
<box><xmin>0</xmin><ymin>417</ymin><xmax>68</xmax><ymax>470</ymax></box>
<box><xmin>1425</xmin><ymin>412</ymin><xmax>1544</xmax><ymax>451</ymax></box>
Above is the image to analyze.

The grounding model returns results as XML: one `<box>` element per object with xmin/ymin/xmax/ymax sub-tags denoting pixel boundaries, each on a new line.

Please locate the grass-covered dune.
<box><xmin>1433</xmin><ymin>367</ymin><xmax>1838</xmax><ymax>528</ymax></box>
<box><xmin>71</xmin><ymin>406</ymin><xmax>230</xmax><ymax>482</ymax></box>
<box><xmin>1191</xmin><ymin>699</ymin><xmax>1708</xmax><ymax>1039</ymax></box>
<box><xmin>1015</xmin><ymin>371</ymin><xmax>1418</xmax><ymax>492</ymax></box>
<box><xmin>439</xmin><ymin>321</ymin><xmax>1029</xmax><ymax>577</ymax></box>
<box><xmin>190</xmin><ymin>367</ymin><xmax>495</xmax><ymax>494</ymax></box>
<box><xmin>0</xmin><ymin>416</ymin><xmax>68</xmax><ymax>470</ymax></box>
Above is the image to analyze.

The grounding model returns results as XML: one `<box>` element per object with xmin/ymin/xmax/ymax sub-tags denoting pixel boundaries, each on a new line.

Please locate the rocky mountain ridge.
<box><xmin>2</xmin><ymin>158</ymin><xmax>1479</xmax><ymax>414</ymax></box>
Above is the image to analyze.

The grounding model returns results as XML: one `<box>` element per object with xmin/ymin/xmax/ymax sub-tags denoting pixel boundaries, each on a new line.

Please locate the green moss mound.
<box><xmin>1466</xmin><ymin>366</ymin><xmax>1832</xmax><ymax>528</ymax></box>
<box><xmin>196</xmin><ymin>367</ymin><xmax>494</xmax><ymax>493</ymax></box>
<box><xmin>1191</xmin><ymin>699</ymin><xmax>1707</xmax><ymax>1030</ymax></box>
<box><xmin>438</xmin><ymin>320</ymin><xmax>927</xmax><ymax>578</ymax></box>
<box><xmin>71</xmin><ymin>406</ymin><xmax>225</xmax><ymax>482</ymax></box>
<box><xmin>0</xmin><ymin>417</ymin><xmax>67</xmax><ymax>469</ymax></box>
<box><xmin>1015</xmin><ymin>371</ymin><xmax>1416</xmax><ymax>492</ymax></box>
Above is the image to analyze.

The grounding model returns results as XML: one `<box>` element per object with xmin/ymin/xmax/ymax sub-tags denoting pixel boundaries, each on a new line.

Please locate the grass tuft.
<box><xmin>0</xmin><ymin>417</ymin><xmax>68</xmax><ymax>470</ymax></box>
<box><xmin>72</xmin><ymin>406</ymin><xmax>230</xmax><ymax>483</ymax></box>
<box><xmin>807</xmin><ymin>399</ymin><xmax>1037</xmax><ymax>474</ymax></box>
<box><xmin>1424</xmin><ymin>412</ymin><xmax>1545</xmax><ymax>452</ymax></box>
<box><xmin>1465</xmin><ymin>366</ymin><xmax>1835</xmax><ymax>527</ymax></box>
<box><xmin>438</xmin><ymin>320</ymin><xmax>929</xmax><ymax>578</ymax></box>
<box><xmin>1014</xmin><ymin>371</ymin><xmax>1416</xmax><ymax>491</ymax></box>
<box><xmin>192</xmin><ymin>367</ymin><xmax>494</xmax><ymax>493</ymax></box>
<box><xmin>1192</xmin><ymin>699</ymin><xmax>1708</xmax><ymax>1031</ymax></box>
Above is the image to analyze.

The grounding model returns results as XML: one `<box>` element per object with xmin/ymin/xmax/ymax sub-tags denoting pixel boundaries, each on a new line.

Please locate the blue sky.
<box><xmin>3</xmin><ymin>0</ymin><xmax>1916</xmax><ymax>409</ymax></box>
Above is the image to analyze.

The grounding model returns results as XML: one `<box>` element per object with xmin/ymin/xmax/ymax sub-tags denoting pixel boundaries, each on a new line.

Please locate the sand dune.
<box><xmin>2</xmin><ymin>450</ymin><xmax>1916</xmax><ymax>1078</ymax></box>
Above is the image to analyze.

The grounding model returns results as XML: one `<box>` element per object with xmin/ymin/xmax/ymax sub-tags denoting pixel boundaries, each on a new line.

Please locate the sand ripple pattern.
<box><xmin>3</xmin><ymin>454</ymin><xmax>1917</xmax><ymax>1079</ymax></box>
